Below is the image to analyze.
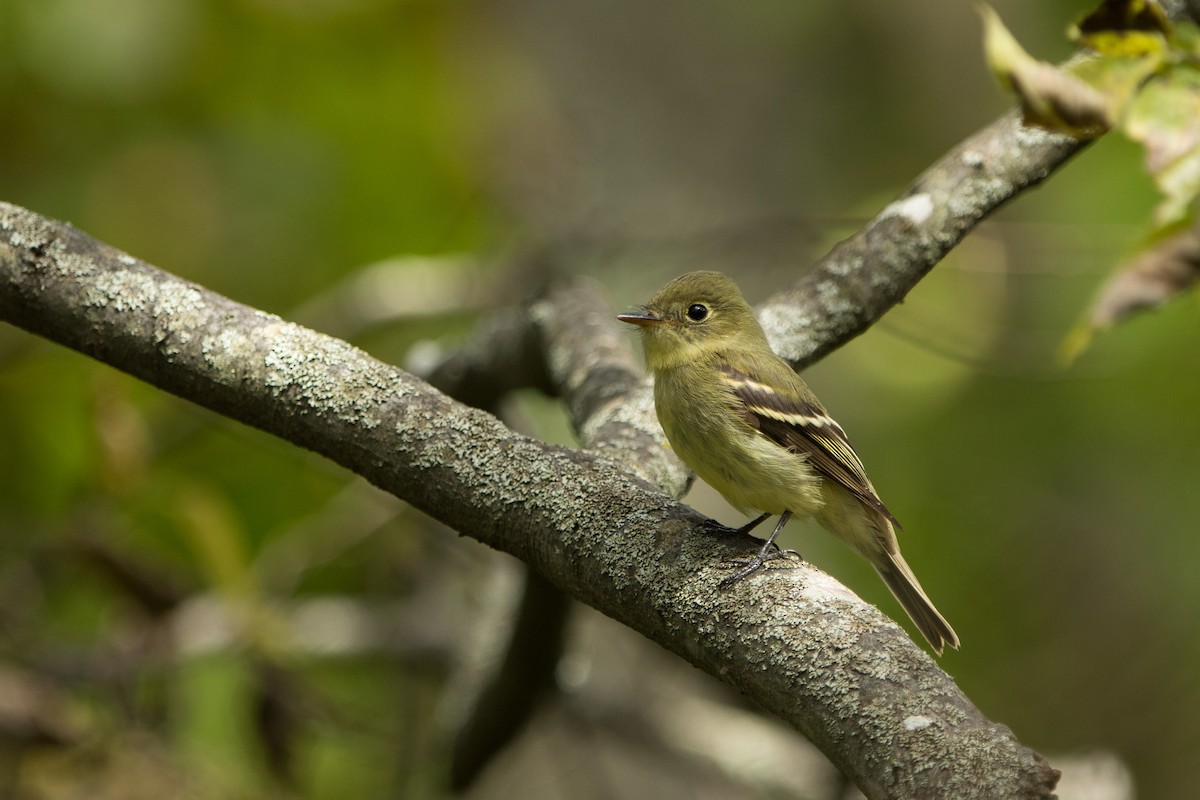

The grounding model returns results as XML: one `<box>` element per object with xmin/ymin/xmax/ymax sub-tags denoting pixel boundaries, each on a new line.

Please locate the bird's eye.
<box><xmin>686</xmin><ymin>303</ymin><xmax>709</xmax><ymax>321</ymax></box>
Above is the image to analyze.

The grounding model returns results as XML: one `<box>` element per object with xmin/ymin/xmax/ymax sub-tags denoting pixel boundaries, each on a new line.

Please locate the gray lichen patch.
<box><xmin>201</xmin><ymin>327</ymin><xmax>259</xmax><ymax>377</ymax></box>
<box><xmin>947</xmin><ymin>177</ymin><xmax>1012</xmax><ymax>219</ymax></box>
<box><xmin>55</xmin><ymin>250</ymin><xmax>97</xmax><ymax>280</ymax></box>
<box><xmin>153</xmin><ymin>282</ymin><xmax>205</xmax><ymax>320</ymax></box>
<box><xmin>0</xmin><ymin>203</ymin><xmax>58</xmax><ymax>252</ymax></box>
<box><xmin>755</xmin><ymin>302</ymin><xmax>819</xmax><ymax>365</ymax></box>
<box><xmin>149</xmin><ymin>282</ymin><xmax>210</xmax><ymax>354</ymax></box>
<box><xmin>83</xmin><ymin>268</ymin><xmax>158</xmax><ymax>312</ymax></box>
<box><xmin>263</xmin><ymin>322</ymin><xmax>394</xmax><ymax>429</ymax></box>
<box><xmin>820</xmin><ymin>254</ymin><xmax>859</xmax><ymax>279</ymax></box>
<box><xmin>813</xmin><ymin>278</ymin><xmax>858</xmax><ymax>316</ymax></box>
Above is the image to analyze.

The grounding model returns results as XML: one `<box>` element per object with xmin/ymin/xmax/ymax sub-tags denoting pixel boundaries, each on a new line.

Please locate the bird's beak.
<box><xmin>616</xmin><ymin>309</ymin><xmax>664</xmax><ymax>327</ymax></box>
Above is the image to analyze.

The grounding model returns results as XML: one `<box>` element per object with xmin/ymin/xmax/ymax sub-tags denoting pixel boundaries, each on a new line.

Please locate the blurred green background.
<box><xmin>1</xmin><ymin>0</ymin><xmax>1197</xmax><ymax>797</ymax></box>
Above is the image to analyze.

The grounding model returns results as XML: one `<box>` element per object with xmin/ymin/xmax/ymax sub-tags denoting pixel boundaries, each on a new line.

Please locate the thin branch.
<box><xmin>760</xmin><ymin>110</ymin><xmax>1086</xmax><ymax>367</ymax></box>
<box><xmin>426</xmin><ymin>114</ymin><xmax>1088</xmax><ymax>392</ymax></box>
<box><xmin>532</xmin><ymin>278</ymin><xmax>690</xmax><ymax>491</ymax></box>
<box><xmin>0</xmin><ymin>202</ymin><xmax>1056</xmax><ymax>799</ymax></box>
<box><xmin>424</xmin><ymin>304</ymin><xmax>555</xmax><ymax>412</ymax></box>
<box><xmin>428</xmin><ymin>2</ymin><xmax>1199</xmax><ymax>386</ymax></box>
<box><xmin>448</xmin><ymin>571</ymin><xmax>571</xmax><ymax>790</ymax></box>
<box><xmin>763</xmin><ymin>0</ymin><xmax>1200</xmax><ymax>366</ymax></box>
<box><xmin>441</xmin><ymin>278</ymin><xmax>690</xmax><ymax>792</ymax></box>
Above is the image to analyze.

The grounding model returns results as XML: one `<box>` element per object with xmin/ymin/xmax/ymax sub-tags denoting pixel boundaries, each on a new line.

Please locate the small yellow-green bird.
<box><xmin>618</xmin><ymin>270</ymin><xmax>958</xmax><ymax>654</ymax></box>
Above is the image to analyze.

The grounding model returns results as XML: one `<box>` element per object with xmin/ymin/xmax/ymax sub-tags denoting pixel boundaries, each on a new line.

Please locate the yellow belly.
<box><xmin>655</xmin><ymin>375</ymin><xmax>824</xmax><ymax>517</ymax></box>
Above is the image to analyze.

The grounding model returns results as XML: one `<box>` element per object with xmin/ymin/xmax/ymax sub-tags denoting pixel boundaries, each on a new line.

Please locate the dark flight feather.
<box><xmin>717</xmin><ymin>364</ymin><xmax>902</xmax><ymax>529</ymax></box>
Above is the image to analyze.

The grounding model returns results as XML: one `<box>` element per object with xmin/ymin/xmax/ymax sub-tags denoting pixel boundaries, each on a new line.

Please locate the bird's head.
<box><xmin>617</xmin><ymin>271</ymin><xmax>766</xmax><ymax>371</ymax></box>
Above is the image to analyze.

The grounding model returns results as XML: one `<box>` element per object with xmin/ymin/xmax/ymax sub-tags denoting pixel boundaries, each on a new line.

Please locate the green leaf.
<box><xmin>176</xmin><ymin>483</ymin><xmax>254</xmax><ymax>599</ymax></box>
<box><xmin>1070</xmin><ymin>52</ymin><xmax>1166</xmax><ymax>123</ymax></box>
<box><xmin>1165</xmin><ymin>20</ymin><xmax>1200</xmax><ymax>55</ymax></box>
<box><xmin>1123</xmin><ymin>65</ymin><xmax>1200</xmax><ymax>228</ymax></box>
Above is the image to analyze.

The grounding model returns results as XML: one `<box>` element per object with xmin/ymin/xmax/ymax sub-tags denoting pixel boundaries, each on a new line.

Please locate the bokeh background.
<box><xmin>1</xmin><ymin>0</ymin><xmax>1197</xmax><ymax>797</ymax></box>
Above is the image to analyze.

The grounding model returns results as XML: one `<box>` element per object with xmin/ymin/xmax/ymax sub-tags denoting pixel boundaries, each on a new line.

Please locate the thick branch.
<box><xmin>0</xmin><ymin>203</ymin><xmax>1056</xmax><ymax>799</ymax></box>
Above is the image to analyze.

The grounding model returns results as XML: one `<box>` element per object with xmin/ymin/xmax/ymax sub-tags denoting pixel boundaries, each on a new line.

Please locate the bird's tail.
<box><xmin>875</xmin><ymin>550</ymin><xmax>959</xmax><ymax>655</ymax></box>
<box><xmin>817</xmin><ymin>492</ymin><xmax>959</xmax><ymax>654</ymax></box>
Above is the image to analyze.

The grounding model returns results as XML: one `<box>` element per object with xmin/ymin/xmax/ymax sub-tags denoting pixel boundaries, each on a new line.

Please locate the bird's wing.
<box><xmin>718</xmin><ymin>364</ymin><xmax>901</xmax><ymax>528</ymax></box>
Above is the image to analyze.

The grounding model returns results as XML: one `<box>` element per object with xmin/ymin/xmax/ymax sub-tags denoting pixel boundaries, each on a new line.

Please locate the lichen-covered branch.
<box><xmin>0</xmin><ymin>202</ymin><xmax>1057</xmax><ymax>799</ymax></box>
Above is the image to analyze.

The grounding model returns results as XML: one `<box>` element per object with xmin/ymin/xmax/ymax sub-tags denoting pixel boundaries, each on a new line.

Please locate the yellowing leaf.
<box><xmin>980</xmin><ymin>3</ymin><xmax>1027</xmax><ymax>93</ymax></box>
<box><xmin>1075</xmin><ymin>29</ymin><xmax>1167</xmax><ymax>57</ymax></box>
<box><xmin>981</xmin><ymin>4</ymin><xmax>1112</xmax><ymax>137</ymax></box>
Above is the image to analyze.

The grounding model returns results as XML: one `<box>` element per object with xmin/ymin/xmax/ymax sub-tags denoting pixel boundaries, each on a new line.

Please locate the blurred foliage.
<box><xmin>1</xmin><ymin>0</ymin><xmax>1199</xmax><ymax>798</ymax></box>
<box><xmin>984</xmin><ymin>0</ymin><xmax>1200</xmax><ymax>357</ymax></box>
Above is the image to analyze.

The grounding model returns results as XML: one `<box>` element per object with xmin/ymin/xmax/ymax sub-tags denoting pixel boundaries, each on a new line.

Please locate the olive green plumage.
<box><xmin>618</xmin><ymin>271</ymin><xmax>958</xmax><ymax>654</ymax></box>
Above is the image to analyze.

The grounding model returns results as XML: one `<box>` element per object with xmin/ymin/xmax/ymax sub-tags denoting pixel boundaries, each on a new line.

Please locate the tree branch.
<box><xmin>0</xmin><ymin>201</ymin><xmax>1056</xmax><ymax>798</ymax></box>
<box><xmin>425</xmin><ymin>304</ymin><xmax>555</xmax><ymax>413</ymax></box>
<box><xmin>438</xmin><ymin>277</ymin><xmax>691</xmax><ymax>791</ymax></box>
<box><xmin>760</xmin><ymin>110</ymin><xmax>1085</xmax><ymax>367</ymax></box>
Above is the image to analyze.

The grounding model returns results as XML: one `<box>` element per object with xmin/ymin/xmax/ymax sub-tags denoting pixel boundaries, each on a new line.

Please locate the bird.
<box><xmin>617</xmin><ymin>270</ymin><xmax>959</xmax><ymax>653</ymax></box>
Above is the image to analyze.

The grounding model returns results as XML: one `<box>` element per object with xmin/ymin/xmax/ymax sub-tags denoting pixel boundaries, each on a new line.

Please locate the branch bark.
<box><xmin>1</xmin><ymin>201</ymin><xmax>1057</xmax><ymax>798</ymax></box>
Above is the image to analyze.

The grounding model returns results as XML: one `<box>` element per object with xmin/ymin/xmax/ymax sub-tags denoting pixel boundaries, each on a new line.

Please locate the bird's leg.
<box><xmin>729</xmin><ymin>513</ymin><xmax>768</xmax><ymax>537</ymax></box>
<box><xmin>734</xmin><ymin>511</ymin><xmax>771</xmax><ymax>536</ymax></box>
<box><xmin>699</xmin><ymin>511</ymin><xmax>769</xmax><ymax>537</ymax></box>
<box><xmin>719</xmin><ymin>510</ymin><xmax>801</xmax><ymax>587</ymax></box>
